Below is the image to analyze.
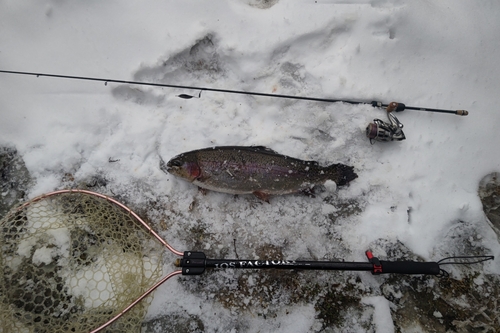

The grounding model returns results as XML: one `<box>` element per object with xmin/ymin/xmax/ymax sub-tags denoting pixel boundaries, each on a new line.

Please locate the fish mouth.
<box><xmin>165</xmin><ymin>164</ymin><xmax>175</xmax><ymax>173</ymax></box>
<box><xmin>165</xmin><ymin>159</ymin><xmax>182</xmax><ymax>174</ymax></box>
<box><xmin>160</xmin><ymin>157</ymin><xmax>179</xmax><ymax>174</ymax></box>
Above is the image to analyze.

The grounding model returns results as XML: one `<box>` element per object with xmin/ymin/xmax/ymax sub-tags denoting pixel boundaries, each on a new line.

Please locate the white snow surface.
<box><xmin>1</xmin><ymin>1</ymin><xmax>500</xmax><ymax>332</ymax></box>
<box><xmin>361</xmin><ymin>296</ymin><xmax>394</xmax><ymax>333</ymax></box>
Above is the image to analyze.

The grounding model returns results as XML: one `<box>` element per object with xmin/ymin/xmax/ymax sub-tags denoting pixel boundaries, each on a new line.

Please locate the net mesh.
<box><xmin>0</xmin><ymin>191</ymin><xmax>164</xmax><ymax>333</ymax></box>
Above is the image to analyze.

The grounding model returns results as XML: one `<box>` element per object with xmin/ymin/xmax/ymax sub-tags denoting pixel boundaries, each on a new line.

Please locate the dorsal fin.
<box><xmin>249</xmin><ymin>145</ymin><xmax>278</xmax><ymax>154</ymax></box>
<box><xmin>203</xmin><ymin>145</ymin><xmax>279</xmax><ymax>154</ymax></box>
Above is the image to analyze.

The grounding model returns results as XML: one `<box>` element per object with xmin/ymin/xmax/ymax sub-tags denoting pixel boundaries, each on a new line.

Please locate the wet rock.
<box><xmin>374</xmin><ymin>240</ymin><xmax>499</xmax><ymax>333</ymax></box>
<box><xmin>142</xmin><ymin>312</ymin><xmax>204</xmax><ymax>333</ymax></box>
<box><xmin>478</xmin><ymin>172</ymin><xmax>500</xmax><ymax>238</ymax></box>
<box><xmin>0</xmin><ymin>146</ymin><xmax>32</xmax><ymax>219</ymax></box>
<box><xmin>248</xmin><ymin>0</ymin><xmax>279</xmax><ymax>9</ymax></box>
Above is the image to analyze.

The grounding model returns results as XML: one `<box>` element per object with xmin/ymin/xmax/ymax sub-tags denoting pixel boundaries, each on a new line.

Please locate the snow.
<box><xmin>16</xmin><ymin>201</ymin><xmax>71</xmax><ymax>262</ymax></box>
<box><xmin>362</xmin><ymin>296</ymin><xmax>395</xmax><ymax>333</ymax></box>
<box><xmin>1</xmin><ymin>0</ymin><xmax>500</xmax><ymax>332</ymax></box>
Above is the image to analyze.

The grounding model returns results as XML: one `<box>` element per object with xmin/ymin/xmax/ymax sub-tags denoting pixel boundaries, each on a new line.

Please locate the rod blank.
<box><xmin>0</xmin><ymin>69</ymin><xmax>468</xmax><ymax>115</ymax></box>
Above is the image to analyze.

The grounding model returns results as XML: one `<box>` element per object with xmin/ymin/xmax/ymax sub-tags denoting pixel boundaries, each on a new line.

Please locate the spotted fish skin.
<box><xmin>161</xmin><ymin>146</ymin><xmax>357</xmax><ymax>201</ymax></box>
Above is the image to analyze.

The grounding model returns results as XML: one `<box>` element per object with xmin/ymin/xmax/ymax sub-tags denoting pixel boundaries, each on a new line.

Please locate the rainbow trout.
<box><xmin>161</xmin><ymin>146</ymin><xmax>357</xmax><ymax>202</ymax></box>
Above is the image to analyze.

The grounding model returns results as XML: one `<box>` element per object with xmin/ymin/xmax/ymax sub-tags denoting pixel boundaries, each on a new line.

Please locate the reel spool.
<box><xmin>366</xmin><ymin>102</ymin><xmax>406</xmax><ymax>144</ymax></box>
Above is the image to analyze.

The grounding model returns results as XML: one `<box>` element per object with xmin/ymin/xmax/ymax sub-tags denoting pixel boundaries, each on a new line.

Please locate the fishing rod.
<box><xmin>0</xmin><ymin>69</ymin><xmax>468</xmax><ymax>116</ymax></box>
<box><xmin>0</xmin><ymin>69</ymin><xmax>469</xmax><ymax>144</ymax></box>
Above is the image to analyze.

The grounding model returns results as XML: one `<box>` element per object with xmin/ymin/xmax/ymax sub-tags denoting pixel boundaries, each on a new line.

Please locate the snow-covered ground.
<box><xmin>1</xmin><ymin>1</ymin><xmax>499</xmax><ymax>332</ymax></box>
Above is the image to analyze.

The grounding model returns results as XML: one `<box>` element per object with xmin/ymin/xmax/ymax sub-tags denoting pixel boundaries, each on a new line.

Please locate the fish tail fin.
<box><xmin>326</xmin><ymin>163</ymin><xmax>358</xmax><ymax>186</ymax></box>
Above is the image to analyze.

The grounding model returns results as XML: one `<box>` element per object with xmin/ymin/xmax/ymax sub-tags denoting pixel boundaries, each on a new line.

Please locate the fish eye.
<box><xmin>170</xmin><ymin>159</ymin><xmax>183</xmax><ymax>167</ymax></box>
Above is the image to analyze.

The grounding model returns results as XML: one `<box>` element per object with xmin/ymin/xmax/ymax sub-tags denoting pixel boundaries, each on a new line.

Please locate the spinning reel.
<box><xmin>366</xmin><ymin>102</ymin><xmax>406</xmax><ymax>143</ymax></box>
<box><xmin>365</xmin><ymin>101</ymin><xmax>468</xmax><ymax>144</ymax></box>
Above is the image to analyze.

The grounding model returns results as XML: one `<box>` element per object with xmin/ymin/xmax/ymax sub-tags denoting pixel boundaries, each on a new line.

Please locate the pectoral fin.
<box><xmin>301</xmin><ymin>187</ymin><xmax>316</xmax><ymax>198</ymax></box>
<box><xmin>253</xmin><ymin>191</ymin><xmax>271</xmax><ymax>203</ymax></box>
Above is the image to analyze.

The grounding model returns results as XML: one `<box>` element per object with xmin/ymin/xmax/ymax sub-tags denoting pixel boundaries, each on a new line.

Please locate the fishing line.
<box><xmin>435</xmin><ymin>256</ymin><xmax>495</xmax><ymax>278</ymax></box>
<box><xmin>437</xmin><ymin>255</ymin><xmax>495</xmax><ymax>266</ymax></box>
<box><xmin>0</xmin><ymin>190</ymin><xmax>493</xmax><ymax>333</ymax></box>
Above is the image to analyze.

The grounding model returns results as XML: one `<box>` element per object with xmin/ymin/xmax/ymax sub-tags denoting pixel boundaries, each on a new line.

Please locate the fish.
<box><xmin>161</xmin><ymin>146</ymin><xmax>357</xmax><ymax>202</ymax></box>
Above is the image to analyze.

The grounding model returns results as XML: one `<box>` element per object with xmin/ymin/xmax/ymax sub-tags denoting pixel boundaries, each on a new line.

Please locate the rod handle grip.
<box><xmin>379</xmin><ymin>261</ymin><xmax>441</xmax><ymax>275</ymax></box>
<box><xmin>387</xmin><ymin>102</ymin><xmax>406</xmax><ymax>112</ymax></box>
